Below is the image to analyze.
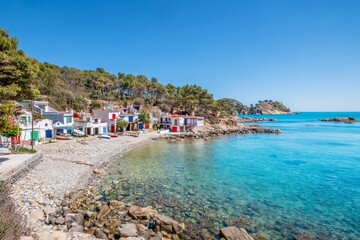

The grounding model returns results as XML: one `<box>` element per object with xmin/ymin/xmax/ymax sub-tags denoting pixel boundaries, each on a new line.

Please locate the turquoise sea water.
<box><xmin>100</xmin><ymin>112</ymin><xmax>360</xmax><ymax>239</ymax></box>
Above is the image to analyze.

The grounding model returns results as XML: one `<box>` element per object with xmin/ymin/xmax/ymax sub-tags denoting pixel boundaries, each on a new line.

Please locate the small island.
<box><xmin>320</xmin><ymin>117</ymin><xmax>358</xmax><ymax>124</ymax></box>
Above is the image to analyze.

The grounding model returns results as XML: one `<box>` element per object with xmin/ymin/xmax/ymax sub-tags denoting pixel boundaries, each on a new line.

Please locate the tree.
<box><xmin>0</xmin><ymin>29</ymin><xmax>39</xmax><ymax>101</ymax></box>
<box><xmin>116</xmin><ymin>120</ymin><xmax>128</xmax><ymax>132</ymax></box>
<box><xmin>138</xmin><ymin>109</ymin><xmax>150</xmax><ymax>124</ymax></box>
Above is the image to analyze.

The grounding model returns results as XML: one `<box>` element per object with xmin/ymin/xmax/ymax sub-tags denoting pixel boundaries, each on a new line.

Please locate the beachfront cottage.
<box><xmin>119</xmin><ymin>113</ymin><xmax>138</xmax><ymax>131</ymax></box>
<box><xmin>73</xmin><ymin>116</ymin><xmax>108</xmax><ymax>135</ymax></box>
<box><xmin>17</xmin><ymin>100</ymin><xmax>74</xmax><ymax>127</ymax></box>
<box><xmin>159</xmin><ymin>114</ymin><xmax>185</xmax><ymax>132</ymax></box>
<box><xmin>183</xmin><ymin>116</ymin><xmax>205</xmax><ymax>129</ymax></box>
<box><xmin>18</xmin><ymin>116</ymin><xmax>54</xmax><ymax>143</ymax></box>
<box><xmin>92</xmin><ymin>109</ymin><xmax>121</xmax><ymax>132</ymax></box>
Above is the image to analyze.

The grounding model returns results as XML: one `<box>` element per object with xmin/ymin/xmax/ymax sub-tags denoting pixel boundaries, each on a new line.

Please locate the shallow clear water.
<box><xmin>100</xmin><ymin>112</ymin><xmax>360</xmax><ymax>239</ymax></box>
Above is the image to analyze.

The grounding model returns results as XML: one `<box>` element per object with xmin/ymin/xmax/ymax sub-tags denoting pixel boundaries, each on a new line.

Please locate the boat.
<box><xmin>98</xmin><ymin>135</ymin><xmax>111</xmax><ymax>139</ymax></box>
<box><xmin>0</xmin><ymin>148</ymin><xmax>11</xmax><ymax>155</ymax></box>
<box><xmin>108</xmin><ymin>134</ymin><xmax>118</xmax><ymax>138</ymax></box>
<box><xmin>56</xmin><ymin>134</ymin><xmax>73</xmax><ymax>140</ymax></box>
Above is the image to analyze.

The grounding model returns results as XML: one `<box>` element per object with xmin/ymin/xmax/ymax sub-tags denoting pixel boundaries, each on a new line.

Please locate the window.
<box><xmin>45</xmin><ymin>123</ymin><xmax>48</xmax><ymax>127</ymax></box>
<box><xmin>65</xmin><ymin>116</ymin><xmax>73</xmax><ymax>123</ymax></box>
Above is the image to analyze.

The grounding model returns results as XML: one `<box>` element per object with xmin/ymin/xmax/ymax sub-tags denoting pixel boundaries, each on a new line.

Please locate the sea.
<box><xmin>99</xmin><ymin>112</ymin><xmax>360</xmax><ymax>239</ymax></box>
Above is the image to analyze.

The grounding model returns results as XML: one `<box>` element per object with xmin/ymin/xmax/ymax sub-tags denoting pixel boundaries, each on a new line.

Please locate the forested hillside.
<box><xmin>0</xmin><ymin>27</ymin><xmax>291</xmax><ymax>133</ymax></box>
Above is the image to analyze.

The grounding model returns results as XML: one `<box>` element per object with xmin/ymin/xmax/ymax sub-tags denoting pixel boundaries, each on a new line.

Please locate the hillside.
<box><xmin>218</xmin><ymin>99</ymin><xmax>291</xmax><ymax>115</ymax></box>
<box><xmin>248</xmin><ymin>100</ymin><xmax>291</xmax><ymax>114</ymax></box>
<box><xmin>1</xmin><ymin>28</ymin><xmax>290</xmax><ymax>128</ymax></box>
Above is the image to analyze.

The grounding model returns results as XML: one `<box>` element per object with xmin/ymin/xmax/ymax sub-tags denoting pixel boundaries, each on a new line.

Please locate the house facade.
<box><xmin>73</xmin><ymin>117</ymin><xmax>108</xmax><ymax>135</ymax></box>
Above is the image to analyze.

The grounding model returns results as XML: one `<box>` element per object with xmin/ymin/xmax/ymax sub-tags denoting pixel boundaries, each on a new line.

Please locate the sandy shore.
<box><xmin>11</xmin><ymin>132</ymin><xmax>158</xmax><ymax>240</ymax></box>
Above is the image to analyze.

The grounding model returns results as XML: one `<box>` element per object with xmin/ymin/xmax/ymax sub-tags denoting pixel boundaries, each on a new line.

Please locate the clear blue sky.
<box><xmin>1</xmin><ymin>0</ymin><xmax>359</xmax><ymax>111</ymax></box>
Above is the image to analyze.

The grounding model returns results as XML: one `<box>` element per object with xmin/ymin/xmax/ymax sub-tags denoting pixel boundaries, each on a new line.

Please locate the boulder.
<box><xmin>35</xmin><ymin>232</ymin><xmax>51</xmax><ymax>240</ymax></box>
<box><xmin>19</xmin><ymin>237</ymin><xmax>34</xmax><ymax>240</ymax></box>
<box><xmin>49</xmin><ymin>231</ymin><xmax>67</xmax><ymax>240</ymax></box>
<box><xmin>155</xmin><ymin>215</ymin><xmax>184</xmax><ymax>234</ymax></box>
<box><xmin>55</xmin><ymin>216</ymin><xmax>66</xmax><ymax>225</ymax></box>
<box><xmin>97</xmin><ymin>205</ymin><xmax>111</xmax><ymax>219</ymax></box>
<box><xmin>70</xmin><ymin>225</ymin><xmax>84</xmax><ymax>233</ymax></box>
<box><xmin>129</xmin><ymin>205</ymin><xmax>145</xmax><ymax>219</ymax></box>
<box><xmin>119</xmin><ymin>223</ymin><xmax>138</xmax><ymax>237</ymax></box>
<box><xmin>220</xmin><ymin>227</ymin><xmax>254</xmax><ymax>240</ymax></box>
<box><xmin>43</xmin><ymin>205</ymin><xmax>56</xmax><ymax>215</ymax></box>
<box><xmin>93</xmin><ymin>168</ymin><xmax>105</xmax><ymax>174</ymax></box>
<box><xmin>94</xmin><ymin>229</ymin><xmax>108</xmax><ymax>239</ymax></box>
<box><xmin>65</xmin><ymin>213</ymin><xmax>84</xmax><ymax>229</ymax></box>
<box><xmin>28</xmin><ymin>209</ymin><xmax>44</xmax><ymax>223</ymax></box>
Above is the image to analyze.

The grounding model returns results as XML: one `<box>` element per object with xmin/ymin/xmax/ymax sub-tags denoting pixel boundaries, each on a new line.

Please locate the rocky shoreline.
<box><xmin>159</xmin><ymin>124</ymin><xmax>281</xmax><ymax>141</ymax></box>
<box><xmin>9</xmin><ymin>124</ymin><xmax>280</xmax><ymax>240</ymax></box>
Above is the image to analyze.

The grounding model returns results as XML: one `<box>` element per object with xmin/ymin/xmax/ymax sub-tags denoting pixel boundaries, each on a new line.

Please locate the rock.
<box><xmin>320</xmin><ymin>117</ymin><xmax>357</xmax><ymax>124</ymax></box>
<box><xmin>94</xmin><ymin>229</ymin><xmax>108</xmax><ymax>239</ymax></box>
<box><xmin>129</xmin><ymin>205</ymin><xmax>145</xmax><ymax>219</ymax></box>
<box><xmin>143</xmin><ymin>206</ymin><xmax>158</xmax><ymax>218</ymax></box>
<box><xmin>93</xmin><ymin>168</ymin><xmax>105</xmax><ymax>174</ymax></box>
<box><xmin>155</xmin><ymin>215</ymin><xmax>184</xmax><ymax>234</ymax></box>
<box><xmin>220</xmin><ymin>226</ymin><xmax>254</xmax><ymax>240</ymax></box>
<box><xmin>49</xmin><ymin>231</ymin><xmax>67</xmax><ymax>240</ymax></box>
<box><xmin>109</xmin><ymin>199</ymin><xmax>125</xmax><ymax>208</ymax></box>
<box><xmin>119</xmin><ymin>223</ymin><xmax>138</xmax><ymax>237</ymax></box>
<box><xmin>97</xmin><ymin>204</ymin><xmax>111</xmax><ymax>219</ymax></box>
<box><xmin>65</xmin><ymin>213</ymin><xmax>84</xmax><ymax>229</ymax></box>
<box><xmin>121</xmin><ymin>238</ymin><xmax>146</xmax><ymax>240</ymax></box>
<box><xmin>43</xmin><ymin>205</ymin><xmax>56</xmax><ymax>215</ymax></box>
<box><xmin>70</xmin><ymin>225</ymin><xmax>84</xmax><ymax>233</ymax></box>
<box><xmin>55</xmin><ymin>216</ymin><xmax>65</xmax><ymax>225</ymax></box>
<box><xmin>20</xmin><ymin>237</ymin><xmax>34</xmax><ymax>240</ymax></box>
<box><xmin>149</xmin><ymin>231</ymin><xmax>163</xmax><ymax>240</ymax></box>
<box><xmin>29</xmin><ymin>209</ymin><xmax>45</xmax><ymax>223</ymax></box>
<box><xmin>36</xmin><ymin>231</ymin><xmax>51</xmax><ymax>240</ymax></box>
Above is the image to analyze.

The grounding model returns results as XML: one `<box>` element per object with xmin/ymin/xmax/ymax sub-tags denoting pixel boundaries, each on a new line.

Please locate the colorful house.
<box><xmin>18</xmin><ymin>112</ymin><xmax>54</xmax><ymax>142</ymax></box>
<box><xmin>159</xmin><ymin>114</ymin><xmax>185</xmax><ymax>132</ymax></box>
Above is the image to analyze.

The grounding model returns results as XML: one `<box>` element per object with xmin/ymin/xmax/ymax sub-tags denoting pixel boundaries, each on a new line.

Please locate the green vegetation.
<box><xmin>116</xmin><ymin>120</ymin><xmax>128</xmax><ymax>131</ymax></box>
<box><xmin>12</xmin><ymin>147</ymin><xmax>37</xmax><ymax>154</ymax></box>
<box><xmin>138</xmin><ymin>109</ymin><xmax>151</xmax><ymax>124</ymax></box>
<box><xmin>248</xmin><ymin>100</ymin><xmax>291</xmax><ymax>114</ymax></box>
<box><xmin>0</xmin><ymin>182</ymin><xmax>26</xmax><ymax>239</ymax></box>
<box><xmin>0</xmin><ymin>27</ymin><xmax>291</xmax><ymax>133</ymax></box>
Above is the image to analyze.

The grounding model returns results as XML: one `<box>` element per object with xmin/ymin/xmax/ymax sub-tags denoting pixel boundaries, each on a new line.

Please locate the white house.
<box><xmin>73</xmin><ymin>117</ymin><xmax>108</xmax><ymax>135</ymax></box>
<box><xmin>19</xmin><ymin>116</ymin><xmax>54</xmax><ymax>142</ymax></box>
<box><xmin>159</xmin><ymin>114</ymin><xmax>185</xmax><ymax>132</ymax></box>
<box><xmin>184</xmin><ymin>116</ymin><xmax>205</xmax><ymax>128</ymax></box>
<box><xmin>18</xmin><ymin>100</ymin><xmax>74</xmax><ymax>127</ymax></box>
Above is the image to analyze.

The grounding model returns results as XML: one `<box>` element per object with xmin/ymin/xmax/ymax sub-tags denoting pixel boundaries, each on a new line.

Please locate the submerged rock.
<box><xmin>220</xmin><ymin>226</ymin><xmax>254</xmax><ymax>240</ymax></box>
<box><xmin>320</xmin><ymin>117</ymin><xmax>358</xmax><ymax>124</ymax></box>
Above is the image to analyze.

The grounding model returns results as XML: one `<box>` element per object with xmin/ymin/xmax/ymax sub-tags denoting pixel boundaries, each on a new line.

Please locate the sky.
<box><xmin>1</xmin><ymin>0</ymin><xmax>359</xmax><ymax>111</ymax></box>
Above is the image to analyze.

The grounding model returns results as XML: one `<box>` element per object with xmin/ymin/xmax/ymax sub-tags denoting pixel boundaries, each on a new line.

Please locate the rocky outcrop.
<box><xmin>247</xmin><ymin>100</ymin><xmax>291</xmax><ymax>115</ymax></box>
<box><xmin>159</xmin><ymin>124</ymin><xmax>281</xmax><ymax>141</ymax></box>
<box><xmin>239</xmin><ymin>117</ymin><xmax>276</xmax><ymax>123</ymax></box>
<box><xmin>220</xmin><ymin>226</ymin><xmax>254</xmax><ymax>240</ymax></box>
<box><xmin>320</xmin><ymin>117</ymin><xmax>358</xmax><ymax>124</ymax></box>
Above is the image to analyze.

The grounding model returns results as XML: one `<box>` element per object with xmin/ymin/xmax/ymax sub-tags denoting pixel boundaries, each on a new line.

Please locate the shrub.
<box><xmin>0</xmin><ymin>182</ymin><xmax>26</xmax><ymax>239</ymax></box>
<box><xmin>12</xmin><ymin>147</ymin><xmax>36</xmax><ymax>154</ymax></box>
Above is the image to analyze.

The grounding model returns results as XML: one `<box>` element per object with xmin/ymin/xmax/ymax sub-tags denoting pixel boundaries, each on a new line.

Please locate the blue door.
<box><xmin>45</xmin><ymin>130</ymin><xmax>52</xmax><ymax>138</ymax></box>
<box><xmin>103</xmin><ymin>127</ymin><xmax>107</xmax><ymax>133</ymax></box>
<box><xmin>184</xmin><ymin>118</ymin><xmax>187</xmax><ymax>125</ymax></box>
<box><xmin>129</xmin><ymin>116</ymin><xmax>134</xmax><ymax>122</ymax></box>
<box><xmin>138</xmin><ymin>123</ymin><xmax>143</xmax><ymax>129</ymax></box>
